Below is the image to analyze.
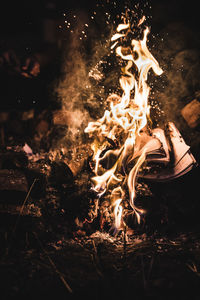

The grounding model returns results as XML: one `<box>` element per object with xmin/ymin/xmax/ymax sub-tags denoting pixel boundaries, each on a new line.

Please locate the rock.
<box><xmin>181</xmin><ymin>99</ymin><xmax>200</xmax><ymax>128</ymax></box>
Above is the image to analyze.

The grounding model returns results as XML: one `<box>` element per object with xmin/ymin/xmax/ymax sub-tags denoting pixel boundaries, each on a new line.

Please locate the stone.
<box><xmin>181</xmin><ymin>99</ymin><xmax>200</xmax><ymax>128</ymax></box>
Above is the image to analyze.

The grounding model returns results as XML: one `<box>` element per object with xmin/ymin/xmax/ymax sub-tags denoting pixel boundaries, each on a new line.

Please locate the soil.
<box><xmin>0</xmin><ymin>148</ymin><xmax>200</xmax><ymax>300</ymax></box>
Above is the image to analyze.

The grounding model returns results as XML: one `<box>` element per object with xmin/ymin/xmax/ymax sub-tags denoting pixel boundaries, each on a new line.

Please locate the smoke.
<box><xmin>54</xmin><ymin>12</ymin><xmax>117</xmax><ymax>148</ymax></box>
<box><xmin>53</xmin><ymin>1</ymin><xmax>157</xmax><ymax>150</ymax></box>
<box><xmin>54</xmin><ymin>6</ymin><xmax>200</xmax><ymax>158</ymax></box>
<box><xmin>55</xmin><ymin>35</ymin><xmax>94</xmax><ymax>146</ymax></box>
<box><xmin>56</xmin><ymin>32</ymin><xmax>90</xmax><ymax>141</ymax></box>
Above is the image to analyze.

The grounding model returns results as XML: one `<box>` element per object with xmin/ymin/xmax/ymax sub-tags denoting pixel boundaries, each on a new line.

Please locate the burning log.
<box><xmin>66</xmin><ymin>145</ymin><xmax>92</xmax><ymax>177</ymax></box>
<box><xmin>52</xmin><ymin>144</ymin><xmax>93</xmax><ymax>177</ymax></box>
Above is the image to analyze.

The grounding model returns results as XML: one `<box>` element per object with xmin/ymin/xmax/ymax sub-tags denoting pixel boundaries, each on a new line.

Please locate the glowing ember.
<box><xmin>85</xmin><ymin>18</ymin><xmax>163</xmax><ymax>231</ymax></box>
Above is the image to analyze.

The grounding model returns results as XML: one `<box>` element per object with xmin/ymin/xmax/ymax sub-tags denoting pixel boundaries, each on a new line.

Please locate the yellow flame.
<box><xmin>117</xmin><ymin>23</ymin><xmax>130</xmax><ymax>32</ymax></box>
<box><xmin>127</xmin><ymin>148</ymin><xmax>147</xmax><ymax>223</ymax></box>
<box><xmin>138</xmin><ymin>16</ymin><xmax>146</xmax><ymax>27</ymax></box>
<box><xmin>111</xmin><ymin>33</ymin><xmax>125</xmax><ymax>41</ymax></box>
<box><xmin>85</xmin><ymin>19</ymin><xmax>163</xmax><ymax>230</ymax></box>
<box><xmin>114</xmin><ymin>198</ymin><xmax>123</xmax><ymax>229</ymax></box>
<box><xmin>111</xmin><ymin>187</ymin><xmax>125</xmax><ymax>229</ymax></box>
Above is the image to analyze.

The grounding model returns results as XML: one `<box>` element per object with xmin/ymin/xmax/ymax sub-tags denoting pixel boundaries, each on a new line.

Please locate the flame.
<box><xmin>138</xmin><ymin>16</ymin><xmax>146</xmax><ymax>27</ymax></box>
<box><xmin>85</xmin><ymin>18</ymin><xmax>163</xmax><ymax>231</ymax></box>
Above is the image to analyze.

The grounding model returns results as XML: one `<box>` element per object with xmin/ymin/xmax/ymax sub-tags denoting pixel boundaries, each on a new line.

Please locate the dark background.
<box><xmin>0</xmin><ymin>0</ymin><xmax>199</xmax><ymax>35</ymax></box>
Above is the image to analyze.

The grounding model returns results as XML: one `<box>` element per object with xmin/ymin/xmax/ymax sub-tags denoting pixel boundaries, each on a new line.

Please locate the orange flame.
<box><xmin>85</xmin><ymin>19</ymin><xmax>163</xmax><ymax>230</ymax></box>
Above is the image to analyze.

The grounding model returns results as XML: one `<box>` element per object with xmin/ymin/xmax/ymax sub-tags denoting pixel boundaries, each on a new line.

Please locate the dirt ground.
<box><xmin>0</xmin><ymin>149</ymin><xmax>200</xmax><ymax>300</ymax></box>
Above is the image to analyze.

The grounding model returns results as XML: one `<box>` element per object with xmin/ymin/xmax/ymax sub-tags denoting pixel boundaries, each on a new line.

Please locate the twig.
<box><xmin>92</xmin><ymin>239</ymin><xmax>97</xmax><ymax>255</ymax></box>
<box><xmin>5</xmin><ymin>178</ymin><xmax>37</xmax><ymax>255</ymax></box>
<box><xmin>91</xmin><ymin>239</ymin><xmax>103</xmax><ymax>277</ymax></box>
<box><xmin>33</xmin><ymin>232</ymin><xmax>73</xmax><ymax>294</ymax></box>
<box><xmin>186</xmin><ymin>261</ymin><xmax>200</xmax><ymax>276</ymax></box>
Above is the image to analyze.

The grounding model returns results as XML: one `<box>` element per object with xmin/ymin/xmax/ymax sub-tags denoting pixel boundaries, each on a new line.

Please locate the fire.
<box><xmin>85</xmin><ymin>18</ymin><xmax>163</xmax><ymax>231</ymax></box>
